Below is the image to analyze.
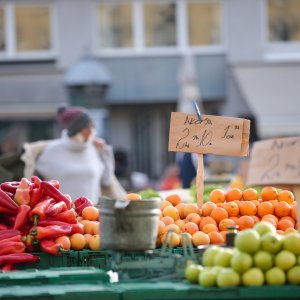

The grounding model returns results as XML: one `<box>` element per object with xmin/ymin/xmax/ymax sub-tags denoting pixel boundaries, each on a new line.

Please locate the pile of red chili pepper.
<box><xmin>0</xmin><ymin>176</ymin><xmax>94</xmax><ymax>270</ymax></box>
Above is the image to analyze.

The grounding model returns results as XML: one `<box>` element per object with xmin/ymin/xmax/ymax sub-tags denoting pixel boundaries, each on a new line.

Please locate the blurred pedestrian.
<box><xmin>21</xmin><ymin>106</ymin><xmax>126</xmax><ymax>204</ymax></box>
<box><xmin>159</xmin><ymin>164</ymin><xmax>181</xmax><ymax>190</ymax></box>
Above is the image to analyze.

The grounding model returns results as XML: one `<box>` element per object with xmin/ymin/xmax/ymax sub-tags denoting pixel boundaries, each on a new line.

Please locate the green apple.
<box><xmin>202</xmin><ymin>246</ymin><xmax>222</xmax><ymax>266</ymax></box>
<box><xmin>231</xmin><ymin>251</ymin><xmax>253</xmax><ymax>273</ymax></box>
<box><xmin>242</xmin><ymin>268</ymin><xmax>264</xmax><ymax>286</ymax></box>
<box><xmin>287</xmin><ymin>265</ymin><xmax>300</xmax><ymax>284</ymax></box>
<box><xmin>254</xmin><ymin>250</ymin><xmax>273</xmax><ymax>271</ymax></box>
<box><xmin>216</xmin><ymin>268</ymin><xmax>240</xmax><ymax>287</ymax></box>
<box><xmin>254</xmin><ymin>221</ymin><xmax>276</xmax><ymax>236</ymax></box>
<box><xmin>275</xmin><ymin>250</ymin><xmax>296</xmax><ymax>271</ymax></box>
<box><xmin>265</xmin><ymin>267</ymin><xmax>286</xmax><ymax>285</ymax></box>
<box><xmin>213</xmin><ymin>248</ymin><xmax>233</xmax><ymax>267</ymax></box>
<box><xmin>283</xmin><ymin>233</ymin><xmax>300</xmax><ymax>255</ymax></box>
<box><xmin>261</xmin><ymin>232</ymin><xmax>283</xmax><ymax>254</ymax></box>
<box><xmin>199</xmin><ymin>268</ymin><xmax>217</xmax><ymax>287</ymax></box>
<box><xmin>234</xmin><ymin>229</ymin><xmax>260</xmax><ymax>254</ymax></box>
<box><xmin>185</xmin><ymin>264</ymin><xmax>203</xmax><ymax>283</ymax></box>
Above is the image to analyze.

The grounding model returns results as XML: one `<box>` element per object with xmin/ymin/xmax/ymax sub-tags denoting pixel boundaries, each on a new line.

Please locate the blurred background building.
<box><xmin>0</xmin><ymin>0</ymin><xmax>300</xmax><ymax>180</ymax></box>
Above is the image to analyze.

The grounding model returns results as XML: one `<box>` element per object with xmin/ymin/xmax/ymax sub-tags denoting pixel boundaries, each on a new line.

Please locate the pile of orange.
<box><xmin>157</xmin><ymin>187</ymin><xmax>297</xmax><ymax>248</ymax></box>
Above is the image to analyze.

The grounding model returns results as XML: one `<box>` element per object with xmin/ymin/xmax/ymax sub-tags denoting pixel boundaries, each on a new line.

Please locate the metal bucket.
<box><xmin>99</xmin><ymin>197</ymin><xmax>161</xmax><ymax>251</ymax></box>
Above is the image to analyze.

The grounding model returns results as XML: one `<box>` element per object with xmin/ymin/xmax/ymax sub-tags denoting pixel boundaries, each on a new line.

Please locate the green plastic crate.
<box><xmin>17</xmin><ymin>251</ymin><xmax>78</xmax><ymax>270</ymax></box>
<box><xmin>0</xmin><ymin>283</ymin><xmax>120</xmax><ymax>300</ymax></box>
<box><xmin>0</xmin><ymin>267</ymin><xmax>110</xmax><ymax>286</ymax></box>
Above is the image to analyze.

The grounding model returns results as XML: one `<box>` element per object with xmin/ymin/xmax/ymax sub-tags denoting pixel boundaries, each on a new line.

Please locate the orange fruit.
<box><xmin>180</xmin><ymin>233</ymin><xmax>192</xmax><ymax>247</ymax></box>
<box><xmin>208</xmin><ymin>231</ymin><xmax>224</xmax><ymax>245</ymax></box>
<box><xmin>251</xmin><ymin>200</ymin><xmax>260</xmax><ymax>208</ymax></box>
<box><xmin>237</xmin><ymin>216</ymin><xmax>255</xmax><ymax>230</ymax></box>
<box><xmin>161</xmin><ymin>232</ymin><xmax>180</xmax><ymax>247</ymax></box>
<box><xmin>219</xmin><ymin>230</ymin><xmax>227</xmax><ymax>242</ymax></box>
<box><xmin>79</xmin><ymin>219</ymin><xmax>89</xmax><ymax>226</ymax></box>
<box><xmin>70</xmin><ymin>233</ymin><xmax>86</xmax><ymax>250</ymax></box>
<box><xmin>161</xmin><ymin>200</ymin><xmax>173</xmax><ymax>211</ymax></box>
<box><xmin>278</xmin><ymin>190</ymin><xmax>295</xmax><ymax>205</ymax></box>
<box><xmin>285</xmin><ymin>227</ymin><xmax>298</xmax><ymax>234</ymax></box>
<box><xmin>239</xmin><ymin>201</ymin><xmax>257</xmax><ymax>216</ymax></box>
<box><xmin>156</xmin><ymin>236</ymin><xmax>162</xmax><ymax>248</ymax></box>
<box><xmin>261</xmin><ymin>186</ymin><xmax>278</xmax><ymax>201</ymax></box>
<box><xmin>257</xmin><ymin>201</ymin><xmax>274</xmax><ymax>218</ymax></box>
<box><xmin>126</xmin><ymin>193</ymin><xmax>142</xmax><ymax>201</ymax></box>
<box><xmin>276</xmin><ymin>230</ymin><xmax>285</xmax><ymax>235</ymax></box>
<box><xmin>192</xmin><ymin>231</ymin><xmax>210</xmax><ymax>246</ymax></box>
<box><xmin>182</xmin><ymin>222</ymin><xmax>199</xmax><ymax>235</ymax></box>
<box><xmin>184</xmin><ymin>204</ymin><xmax>201</xmax><ymax>218</ymax></box>
<box><xmin>218</xmin><ymin>218</ymin><xmax>236</xmax><ymax>231</ymax></box>
<box><xmin>291</xmin><ymin>204</ymin><xmax>297</xmax><ymax>221</ymax></box>
<box><xmin>185</xmin><ymin>213</ymin><xmax>201</xmax><ymax>226</ymax></box>
<box><xmin>82</xmin><ymin>206</ymin><xmax>99</xmax><ymax>221</ymax></box>
<box><xmin>202</xmin><ymin>223</ymin><xmax>219</xmax><ymax>234</ymax></box>
<box><xmin>165</xmin><ymin>224</ymin><xmax>181</xmax><ymax>234</ymax></box>
<box><xmin>158</xmin><ymin>220</ymin><xmax>166</xmax><ymax>235</ymax></box>
<box><xmin>165</xmin><ymin>194</ymin><xmax>181</xmax><ymax>206</ymax></box>
<box><xmin>251</xmin><ymin>215</ymin><xmax>260</xmax><ymax>224</ymax></box>
<box><xmin>242</xmin><ymin>188</ymin><xmax>259</xmax><ymax>201</ymax></box>
<box><xmin>210</xmin><ymin>207</ymin><xmax>229</xmax><ymax>224</ymax></box>
<box><xmin>225</xmin><ymin>188</ymin><xmax>243</xmax><ymax>202</ymax></box>
<box><xmin>89</xmin><ymin>235</ymin><xmax>100</xmax><ymax>250</ymax></box>
<box><xmin>162</xmin><ymin>206</ymin><xmax>180</xmax><ymax>221</ymax></box>
<box><xmin>175</xmin><ymin>219</ymin><xmax>185</xmax><ymax>230</ymax></box>
<box><xmin>274</xmin><ymin>201</ymin><xmax>291</xmax><ymax>218</ymax></box>
<box><xmin>210</xmin><ymin>189</ymin><xmax>226</xmax><ymax>203</ymax></box>
<box><xmin>84</xmin><ymin>221</ymin><xmax>99</xmax><ymax>235</ymax></box>
<box><xmin>202</xmin><ymin>202</ymin><xmax>217</xmax><ymax>217</ymax></box>
<box><xmin>84</xmin><ymin>234</ymin><xmax>92</xmax><ymax>248</ymax></box>
<box><xmin>55</xmin><ymin>236</ymin><xmax>71</xmax><ymax>251</ymax></box>
<box><xmin>161</xmin><ymin>216</ymin><xmax>175</xmax><ymax>226</ymax></box>
<box><xmin>262</xmin><ymin>217</ymin><xmax>277</xmax><ymax>228</ymax></box>
<box><xmin>277</xmin><ymin>219</ymin><xmax>294</xmax><ymax>231</ymax></box>
<box><xmin>280</xmin><ymin>216</ymin><xmax>296</xmax><ymax>226</ymax></box>
<box><xmin>230</xmin><ymin>216</ymin><xmax>239</xmax><ymax>225</ymax></box>
<box><xmin>175</xmin><ymin>203</ymin><xmax>186</xmax><ymax>219</ymax></box>
<box><xmin>262</xmin><ymin>214</ymin><xmax>279</xmax><ymax>224</ymax></box>
<box><xmin>199</xmin><ymin>216</ymin><xmax>217</xmax><ymax>230</ymax></box>
<box><xmin>223</xmin><ymin>202</ymin><xmax>239</xmax><ymax>217</ymax></box>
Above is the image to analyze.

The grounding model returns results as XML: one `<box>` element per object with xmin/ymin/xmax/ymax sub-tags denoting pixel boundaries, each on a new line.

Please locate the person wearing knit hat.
<box><xmin>28</xmin><ymin>106</ymin><xmax>126</xmax><ymax>204</ymax></box>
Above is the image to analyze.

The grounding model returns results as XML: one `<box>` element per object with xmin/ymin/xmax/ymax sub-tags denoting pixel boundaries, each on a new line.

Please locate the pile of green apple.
<box><xmin>185</xmin><ymin>221</ymin><xmax>300</xmax><ymax>287</ymax></box>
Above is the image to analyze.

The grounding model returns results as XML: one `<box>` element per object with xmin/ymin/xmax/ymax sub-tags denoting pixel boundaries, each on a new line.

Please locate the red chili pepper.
<box><xmin>0</xmin><ymin>230</ymin><xmax>21</xmax><ymax>241</ymax></box>
<box><xmin>29</xmin><ymin>176</ymin><xmax>44</xmax><ymax>207</ymax></box>
<box><xmin>0</xmin><ymin>189</ymin><xmax>18</xmax><ymax>213</ymax></box>
<box><xmin>0</xmin><ymin>181</ymin><xmax>20</xmax><ymax>195</ymax></box>
<box><xmin>0</xmin><ymin>224</ymin><xmax>10</xmax><ymax>231</ymax></box>
<box><xmin>0</xmin><ymin>253</ymin><xmax>39</xmax><ymax>265</ymax></box>
<box><xmin>14</xmin><ymin>178</ymin><xmax>31</xmax><ymax>205</ymax></box>
<box><xmin>41</xmin><ymin>181</ymin><xmax>72</xmax><ymax>209</ymax></box>
<box><xmin>40</xmin><ymin>239</ymin><xmax>63</xmax><ymax>256</ymax></box>
<box><xmin>30</xmin><ymin>225</ymin><xmax>72</xmax><ymax>240</ymax></box>
<box><xmin>29</xmin><ymin>198</ymin><xmax>55</xmax><ymax>225</ymax></box>
<box><xmin>0</xmin><ymin>235</ymin><xmax>22</xmax><ymax>244</ymax></box>
<box><xmin>47</xmin><ymin>209</ymin><xmax>77</xmax><ymax>224</ymax></box>
<box><xmin>38</xmin><ymin>220</ymin><xmax>84</xmax><ymax>235</ymax></box>
<box><xmin>45</xmin><ymin>201</ymin><xmax>67</xmax><ymax>217</ymax></box>
<box><xmin>22</xmin><ymin>235</ymin><xmax>38</xmax><ymax>252</ymax></box>
<box><xmin>74</xmin><ymin>196</ymin><xmax>94</xmax><ymax>216</ymax></box>
<box><xmin>13</xmin><ymin>205</ymin><xmax>31</xmax><ymax>230</ymax></box>
<box><xmin>49</xmin><ymin>180</ymin><xmax>60</xmax><ymax>189</ymax></box>
<box><xmin>1</xmin><ymin>264</ymin><xmax>16</xmax><ymax>271</ymax></box>
<box><xmin>0</xmin><ymin>241</ymin><xmax>25</xmax><ymax>255</ymax></box>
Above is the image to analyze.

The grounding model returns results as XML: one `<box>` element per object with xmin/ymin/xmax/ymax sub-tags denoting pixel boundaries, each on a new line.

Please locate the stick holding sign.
<box><xmin>169</xmin><ymin>112</ymin><xmax>250</xmax><ymax>208</ymax></box>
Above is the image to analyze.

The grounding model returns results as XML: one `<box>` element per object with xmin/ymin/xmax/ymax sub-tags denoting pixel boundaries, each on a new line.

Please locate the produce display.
<box><xmin>185</xmin><ymin>221</ymin><xmax>300</xmax><ymax>287</ymax></box>
<box><xmin>157</xmin><ymin>187</ymin><xmax>298</xmax><ymax>248</ymax></box>
<box><xmin>0</xmin><ymin>176</ymin><xmax>100</xmax><ymax>270</ymax></box>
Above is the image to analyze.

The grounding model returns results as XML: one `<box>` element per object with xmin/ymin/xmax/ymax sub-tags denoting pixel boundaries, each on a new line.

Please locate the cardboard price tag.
<box><xmin>168</xmin><ymin>112</ymin><xmax>250</xmax><ymax>156</ymax></box>
<box><xmin>247</xmin><ymin>137</ymin><xmax>300</xmax><ymax>186</ymax></box>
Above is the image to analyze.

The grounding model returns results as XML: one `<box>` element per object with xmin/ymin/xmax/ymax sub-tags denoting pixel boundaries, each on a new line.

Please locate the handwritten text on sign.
<box><xmin>247</xmin><ymin>137</ymin><xmax>300</xmax><ymax>186</ymax></box>
<box><xmin>168</xmin><ymin>112</ymin><xmax>250</xmax><ymax>156</ymax></box>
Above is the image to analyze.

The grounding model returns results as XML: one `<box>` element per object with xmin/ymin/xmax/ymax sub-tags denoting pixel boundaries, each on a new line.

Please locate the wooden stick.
<box><xmin>196</xmin><ymin>154</ymin><xmax>204</xmax><ymax>208</ymax></box>
<box><xmin>294</xmin><ymin>185</ymin><xmax>300</xmax><ymax>233</ymax></box>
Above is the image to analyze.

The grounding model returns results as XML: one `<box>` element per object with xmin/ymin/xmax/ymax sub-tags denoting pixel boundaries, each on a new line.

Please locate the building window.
<box><xmin>15</xmin><ymin>6</ymin><xmax>51</xmax><ymax>51</ymax></box>
<box><xmin>0</xmin><ymin>7</ymin><xmax>5</xmax><ymax>51</ymax></box>
<box><xmin>267</xmin><ymin>0</ymin><xmax>300</xmax><ymax>43</ymax></box>
<box><xmin>0</xmin><ymin>4</ymin><xmax>56</xmax><ymax>60</ymax></box>
<box><xmin>187</xmin><ymin>2</ymin><xmax>221</xmax><ymax>46</ymax></box>
<box><xmin>98</xmin><ymin>3</ymin><xmax>133</xmax><ymax>48</ymax></box>
<box><xmin>143</xmin><ymin>3</ymin><xmax>177</xmax><ymax>47</ymax></box>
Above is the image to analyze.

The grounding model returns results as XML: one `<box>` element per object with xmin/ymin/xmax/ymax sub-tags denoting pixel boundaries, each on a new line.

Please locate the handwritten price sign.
<box><xmin>247</xmin><ymin>137</ymin><xmax>300</xmax><ymax>186</ymax></box>
<box><xmin>169</xmin><ymin>112</ymin><xmax>250</xmax><ymax>156</ymax></box>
